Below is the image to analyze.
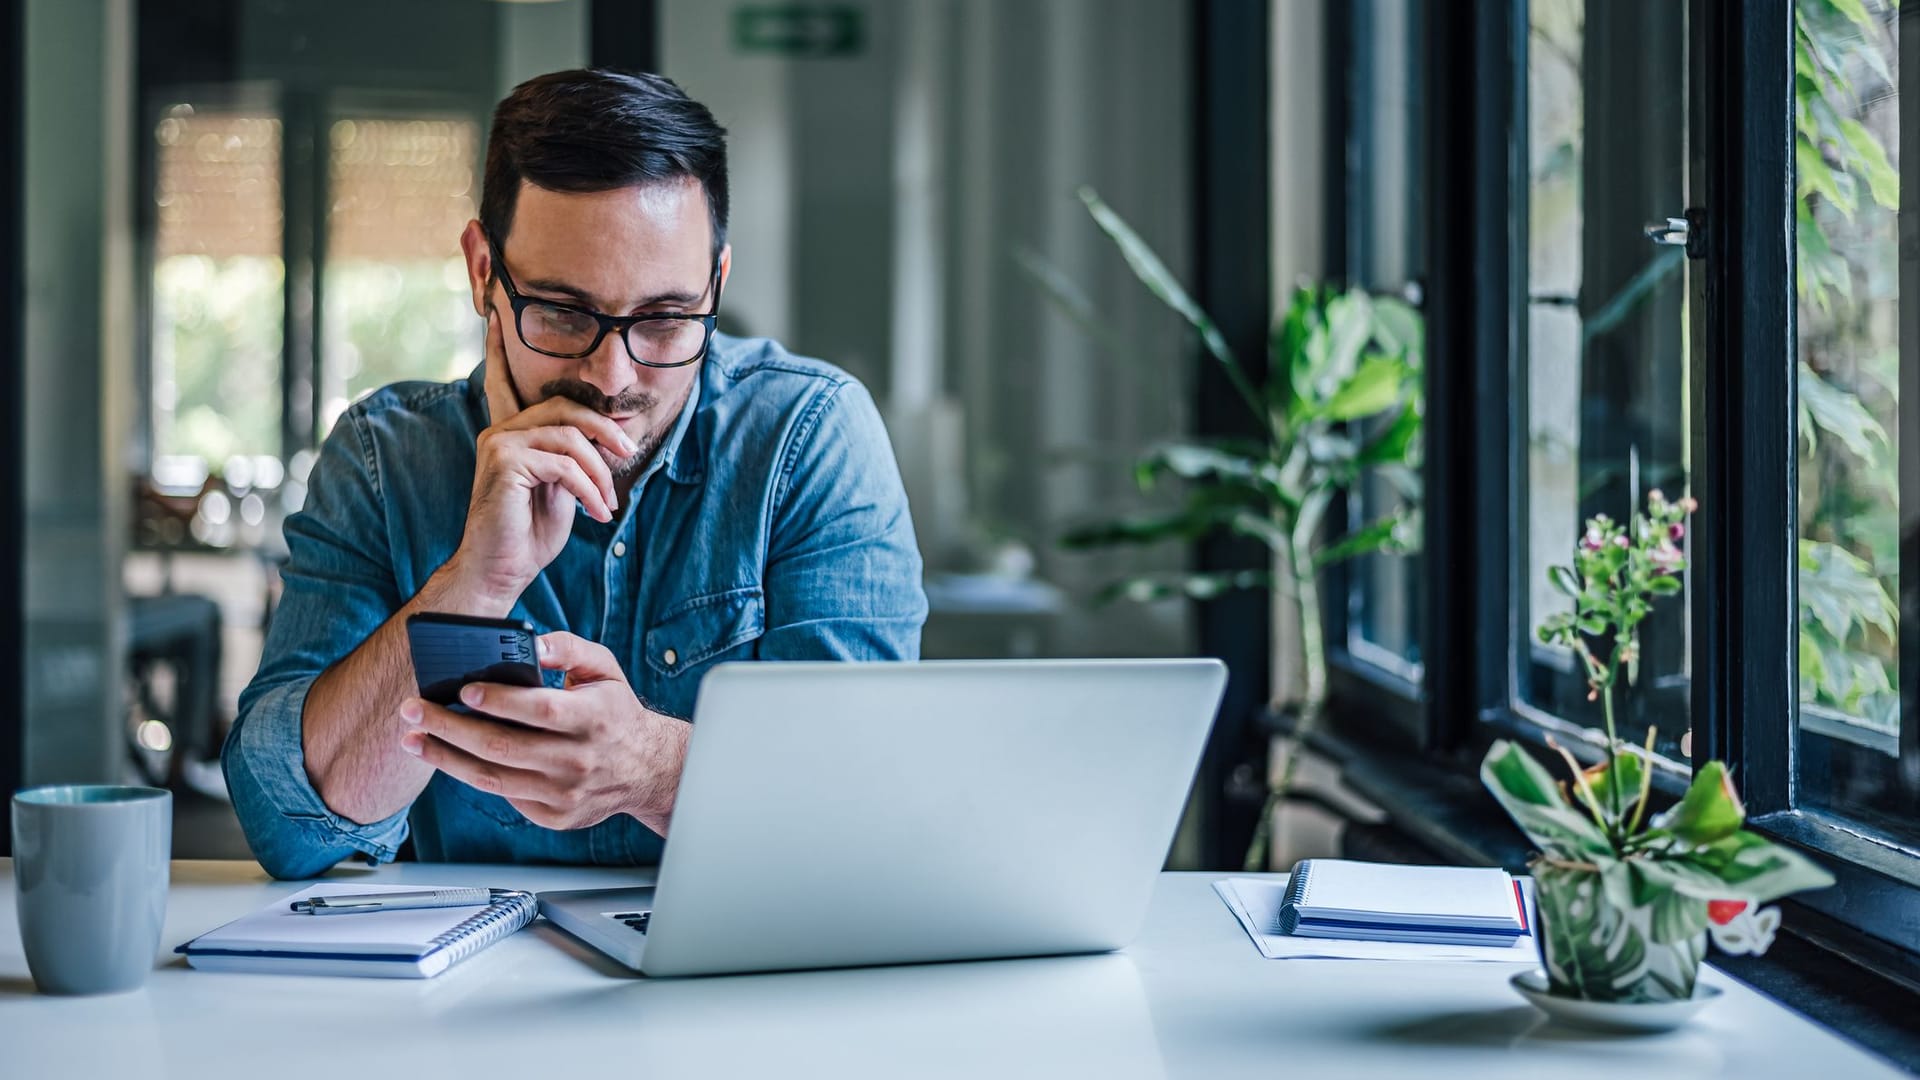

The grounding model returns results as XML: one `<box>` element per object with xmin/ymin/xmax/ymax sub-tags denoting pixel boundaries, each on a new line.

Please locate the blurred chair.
<box><xmin>126</xmin><ymin>592</ymin><xmax>223</xmax><ymax>786</ymax></box>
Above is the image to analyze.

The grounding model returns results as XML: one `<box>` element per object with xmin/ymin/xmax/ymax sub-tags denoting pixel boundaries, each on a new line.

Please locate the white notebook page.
<box><xmin>1293</xmin><ymin>859</ymin><xmax>1520</xmax><ymax>927</ymax></box>
<box><xmin>187</xmin><ymin>883</ymin><xmax>496</xmax><ymax>956</ymax></box>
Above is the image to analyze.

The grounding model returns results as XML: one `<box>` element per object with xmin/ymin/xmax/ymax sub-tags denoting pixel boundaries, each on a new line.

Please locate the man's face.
<box><xmin>462</xmin><ymin>178</ymin><xmax>729</xmax><ymax>481</ymax></box>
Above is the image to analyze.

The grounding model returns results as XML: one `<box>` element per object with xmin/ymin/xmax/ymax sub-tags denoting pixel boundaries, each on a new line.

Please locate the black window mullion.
<box><xmin>1417</xmin><ymin>0</ymin><xmax>1503</xmax><ymax>751</ymax></box>
<box><xmin>1488</xmin><ymin>0</ymin><xmax>1529</xmax><ymax>735</ymax></box>
<box><xmin>590</xmin><ymin>1</ymin><xmax>660</xmax><ymax>73</ymax></box>
<box><xmin>1192</xmin><ymin>0</ymin><xmax>1272</xmax><ymax>869</ymax></box>
<box><xmin>1689</xmin><ymin>0</ymin><xmax>1796</xmax><ymax>815</ymax></box>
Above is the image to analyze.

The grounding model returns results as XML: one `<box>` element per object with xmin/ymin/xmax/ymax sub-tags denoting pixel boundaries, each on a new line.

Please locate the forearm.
<box><xmin>626</xmin><ymin>715</ymin><xmax>692</xmax><ymax>836</ymax></box>
<box><xmin>301</xmin><ymin>558</ymin><xmax>517</xmax><ymax>825</ymax></box>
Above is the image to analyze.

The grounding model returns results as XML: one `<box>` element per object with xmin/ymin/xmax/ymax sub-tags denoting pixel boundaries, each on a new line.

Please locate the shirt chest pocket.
<box><xmin>644</xmin><ymin>586</ymin><xmax>765</xmax><ymax>682</ymax></box>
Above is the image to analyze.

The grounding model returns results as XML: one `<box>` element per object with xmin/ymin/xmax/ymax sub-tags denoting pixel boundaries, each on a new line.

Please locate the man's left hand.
<box><xmin>398</xmin><ymin>631</ymin><xmax>690</xmax><ymax>835</ymax></box>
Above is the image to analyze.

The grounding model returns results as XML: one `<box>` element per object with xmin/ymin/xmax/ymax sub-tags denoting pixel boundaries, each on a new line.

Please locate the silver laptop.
<box><xmin>538</xmin><ymin>658</ymin><xmax>1225</xmax><ymax>977</ymax></box>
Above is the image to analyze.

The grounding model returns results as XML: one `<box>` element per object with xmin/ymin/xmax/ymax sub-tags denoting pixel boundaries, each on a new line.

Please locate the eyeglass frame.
<box><xmin>486</xmin><ymin>235</ymin><xmax>723</xmax><ymax>368</ymax></box>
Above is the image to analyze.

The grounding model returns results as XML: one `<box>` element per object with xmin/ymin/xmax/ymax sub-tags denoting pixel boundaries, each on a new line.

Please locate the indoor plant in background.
<box><xmin>1482</xmin><ymin>491</ymin><xmax>1835</xmax><ymax>1005</ymax></box>
<box><xmin>1026</xmin><ymin>187</ymin><xmax>1423</xmax><ymax>872</ymax></box>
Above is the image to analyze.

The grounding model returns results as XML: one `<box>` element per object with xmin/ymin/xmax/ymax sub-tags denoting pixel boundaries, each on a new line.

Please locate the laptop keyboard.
<box><xmin>610</xmin><ymin>911</ymin><xmax>651</xmax><ymax>934</ymax></box>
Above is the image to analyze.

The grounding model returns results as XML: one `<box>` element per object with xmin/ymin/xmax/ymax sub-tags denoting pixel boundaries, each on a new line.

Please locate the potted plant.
<box><xmin>1482</xmin><ymin>491</ymin><xmax>1835</xmax><ymax>1003</ymax></box>
<box><xmin>1028</xmin><ymin>188</ymin><xmax>1423</xmax><ymax>872</ymax></box>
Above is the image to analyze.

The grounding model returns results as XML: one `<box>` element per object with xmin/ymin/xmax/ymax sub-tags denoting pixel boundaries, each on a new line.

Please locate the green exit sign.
<box><xmin>733</xmin><ymin>5</ymin><xmax>865</xmax><ymax>58</ymax></box>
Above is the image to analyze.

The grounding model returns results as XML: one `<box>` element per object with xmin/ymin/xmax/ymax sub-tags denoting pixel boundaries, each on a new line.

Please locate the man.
<box><xmin>226</xmin><ymin>70</ymin><xmax>927</xmax><ymax>880</ymax></box>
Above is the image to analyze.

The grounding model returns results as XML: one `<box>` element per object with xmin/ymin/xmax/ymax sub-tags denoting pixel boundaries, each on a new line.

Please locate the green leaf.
<box><xmin>1077</xmin><ymin>187</ymin><xmax>1268</xmax><ymax>431</ymax></box>
<box><xmin>1800</xmin><ymin>625</ymin><xmax>1831</xmax><ymax>692</ymax></box>
<box><xmin>1645</xmin><ymin>883</ymin><xmax>1711</xmax><ymax>945</ymax></box>
<box><xmin>1651</xmin><ymin>761</ymin><xmax>1746</xmax><ymax>844</ymax></box>
<box><xmin>1370</xmin><ymin>297</ymin><xmax>1424</xmax><ymax>363</ymax></box>
<box><xmin>1798</xmin><ymin>362</ymin><xmax>1889</xmax><ymax>465</ymax></box>
<box><xmin>1061</xmin><ymin>511</ymin><xmax>1210</xmax><ymax>550</ymax></box>
<box><xmin>1224</xmin><ymin>509</ymin><xmax>1290</xmax><ymax>552</ymax></box>
<box><xmin>1480</xmin><ymin>741</ymin><xmax>1614</xmax><ymax>860</ymax></box>
<box><xmin>1135</xmin><ymin>442</ymin><xmax>1289</xmax><ymax>501</ymax></box>
<box><xmin>1320</xmin><ymin>353</ymin><xmax>1410</xmax><ymax>421</ymax></box>
<box><xmin>1797</xmin><ymin>135</ymin><xmax>1857</xmax><ymax>219</ymax></box>
<box><xmin>1677</xmin><ymin>831</ymin><xmax>1837</xmax><ymax>904</ymax></box>
<box><xmin>1799</xmin><ymin>539</ymin><xmax>1898</xmax><ymax>641</ymax></box>
<box><xmin>1581</xmin><ymin>751</ymin><xmax>1648</xmax><ymax>828</ymax></box>
<box><xmin>1355</xmin><ymin>402</ymin><xmax>1421</xmax><ymax>467</ymax></box>
<box><xmin>1319</xmin><ymin>291</ymin><xmax>1376</xmax><ymax>392</ymax></box>
<box><xmin>1274</xmin><ymin>287</ymin><xmax>1324</xmax><ymax>412</ymax></box>
<box><xmin>1838</xmin><ymin>118</ymin><xmax>1899</xmax><ymax>208</ymax></box>
<box><xmin>1013</xmin><ymin>246</ymin><xmax>1134</xmax><ymax>363</ymax></box>
<box><xmin>1548</xmin><ymin>565</ymin><xmax>1582</xmax><ymax>598</ymax></box>
<box><xmin>1312</xmin><ymin>511</ymin><xmax>1411</xmax><ymax>569</ymax></box>
<box><xmin>1093</xmin><ymin>569</ymin><xmax>1275</xmax><ymax>605</ymax></box>
<box><xmin>1795</xmin><ymin>37</ymin><xmax>1820</xmax><ymax>80</ymax></box>
<box><xmin>1824</xmin><ymin>0</ymin><xmax>1878</xmax><ymax>35</ymax></box>
<box><xmin>1629</xmin><ymin>854</ymin><xmax>1732</xmax><ymax>901</ymax></box>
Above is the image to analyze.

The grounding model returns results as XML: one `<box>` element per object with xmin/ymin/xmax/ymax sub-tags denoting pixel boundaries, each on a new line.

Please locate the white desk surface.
<box><xmin>0</xmin><ymin>859</ymin><xmax>1899</xmax><ymax>1079</ymax></box>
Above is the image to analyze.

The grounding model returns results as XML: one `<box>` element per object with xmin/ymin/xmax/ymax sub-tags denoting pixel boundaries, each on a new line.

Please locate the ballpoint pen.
<box><xmin>289</xmin><ymin>888</ymin><xmax>497</xmax><ymax>915</ymax></box>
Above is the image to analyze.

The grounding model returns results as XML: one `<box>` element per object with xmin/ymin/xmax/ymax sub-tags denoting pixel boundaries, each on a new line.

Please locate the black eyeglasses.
<box><xmin>488</xmin><ymin>238</ymin><xmax>722</xmax><ymax>368</ymax></box>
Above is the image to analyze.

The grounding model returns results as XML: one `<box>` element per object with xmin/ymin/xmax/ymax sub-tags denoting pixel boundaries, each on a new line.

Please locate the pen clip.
<box><xmin>290</xmin><ymin>896</ymin><xmax>380</xmax><ymax>913</ymax></box>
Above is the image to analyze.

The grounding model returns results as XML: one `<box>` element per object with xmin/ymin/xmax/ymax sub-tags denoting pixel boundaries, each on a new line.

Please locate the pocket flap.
<box><xmin>644</xmin><ymin>587</ymin><xmax>765</xmax><ymax>678</ymax></box>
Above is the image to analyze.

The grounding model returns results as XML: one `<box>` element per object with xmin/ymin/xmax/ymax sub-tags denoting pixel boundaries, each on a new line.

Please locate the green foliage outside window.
<box><xmin>1794</xmin><ymin>0</ymin><xmax>1902</xmax><ymax>734</ymax></box>
<box><xmin>322</xmin><ymin>258</ymin><xmax>479</xmax><ymax>434</ymax></box>
<box><xmin>152</xmin><ymin>255</ymin><xmax>284</xmax><ymax>465</ymax></box>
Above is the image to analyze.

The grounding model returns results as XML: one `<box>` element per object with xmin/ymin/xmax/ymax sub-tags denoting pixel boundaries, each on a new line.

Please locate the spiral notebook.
<box><xmin>176</xmin><ymin>883</ymin><xmax>538</xmax><ymax>979</ymax></box>
<box><xmin>1276</xmin><ymin>859</ymin><xmax>1529</xmax><ymax>947</ymax></box>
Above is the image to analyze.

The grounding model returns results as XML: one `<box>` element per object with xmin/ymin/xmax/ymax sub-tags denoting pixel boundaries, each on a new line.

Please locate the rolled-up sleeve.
<box><xmin>224</xmin><ymin>410</ymin><xmax>411</xmax><ymax>879</ymax></box>
<box><xmin>757</xmin><ymin>379</ymin><xmax>928</xmax><ymax>661</ymax></box>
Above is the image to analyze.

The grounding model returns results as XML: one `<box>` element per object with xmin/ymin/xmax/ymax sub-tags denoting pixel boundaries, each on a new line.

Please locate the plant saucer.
<box><xmin>1510</xmin><ymin>970</ymin><xmax>1723</xmax><ymax>1033</ymax></box>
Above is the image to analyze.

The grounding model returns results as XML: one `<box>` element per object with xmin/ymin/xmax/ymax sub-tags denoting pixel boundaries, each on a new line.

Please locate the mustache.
<box><xmin>539</xmin><ymin>379</ymin><xmax>658</xmax><ymax>416</ymax></box>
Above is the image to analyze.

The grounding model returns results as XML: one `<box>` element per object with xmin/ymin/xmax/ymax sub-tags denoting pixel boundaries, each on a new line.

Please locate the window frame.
<box><xmin>1325</xmin><ymin>0</ymin><xmax>1920</xmax><ymax>988</ymax></box>
<box><xmin>1321</xmin><ymin>0</ymin><xmax>1431</xmax><ymax>749</ymax></box>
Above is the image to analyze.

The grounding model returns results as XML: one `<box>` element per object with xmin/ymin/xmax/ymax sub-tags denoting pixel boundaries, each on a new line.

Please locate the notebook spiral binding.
<box><xmin>1276</xmin><ymin>860</ymin><xmax>1315</xmax><ymax>936</ymax></box>
<box><xmin>425</xmin><ymin>889</ymin><xmax>538</xmax><ymax>965</ymax></box>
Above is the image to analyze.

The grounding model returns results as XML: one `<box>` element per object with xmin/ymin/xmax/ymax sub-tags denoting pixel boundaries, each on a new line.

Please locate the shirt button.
<box><xmin>662</xmin><ymin>648</ymin><xmax>678</xmax><ymax>667</ymax></box>
<box><xmin>612</xmin><ymin>541</ymin><xmax>627</xmax><ymax>558</ymax></box>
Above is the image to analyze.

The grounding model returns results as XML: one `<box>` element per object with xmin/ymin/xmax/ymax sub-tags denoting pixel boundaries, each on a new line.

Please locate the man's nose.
<box><xmin>577</xmin><ymin>329</ymin><xmax>639</xmax><ymax>401</ymax></box>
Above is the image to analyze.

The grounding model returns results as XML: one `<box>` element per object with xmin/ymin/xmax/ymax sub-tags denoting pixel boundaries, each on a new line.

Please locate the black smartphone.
<box><xmin>405</xmin><ymin>612</ymin><xmax>542</xmax><ymax>716</ymax></box>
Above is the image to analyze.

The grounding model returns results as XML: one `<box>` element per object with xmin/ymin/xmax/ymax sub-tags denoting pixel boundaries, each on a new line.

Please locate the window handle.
<box><xmin>1644</xmin><ymin>217</ymin><xmax>1688</xmax><ymax>245</ymax></box>
<box><xmin>1644</xmin><ymin>210</ymin><xmax>1705</xmax><ymax>258</ymax></box>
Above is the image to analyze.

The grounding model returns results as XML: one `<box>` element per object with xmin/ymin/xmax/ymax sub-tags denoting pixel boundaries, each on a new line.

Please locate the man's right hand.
<box><xmin>448</xmin><ymin>311</ymin><xmax>638</xmax><ymax>607</ymax></box>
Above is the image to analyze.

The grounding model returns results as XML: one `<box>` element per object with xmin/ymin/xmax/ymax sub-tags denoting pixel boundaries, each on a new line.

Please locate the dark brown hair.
<box><xmin>480</xmin><ymin>69</ymin><xmax>729</xmax><ymax>257</ymax></box>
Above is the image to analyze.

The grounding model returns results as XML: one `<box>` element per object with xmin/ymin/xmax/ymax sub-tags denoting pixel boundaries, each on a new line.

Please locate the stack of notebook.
<box><xmin>1215</xmin><ymin>859</ymin><xmax>1535</xmax><ymax>961</ymax></box>
<box><xmin>1274</xmin><ymin>859</ymin><xmax>1529</xmax><ymax>946</ymax></box>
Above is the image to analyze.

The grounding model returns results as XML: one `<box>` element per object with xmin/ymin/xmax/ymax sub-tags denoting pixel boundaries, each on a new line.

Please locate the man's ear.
<box><xmin>459</xmin><ymin>220</ymin><xmax>492</xmax><ymax>317</ymax></box>
<box><xmin>717</xmin><ymin>243</ymin><xmax>733</xmax><ymax>294</ymax></box>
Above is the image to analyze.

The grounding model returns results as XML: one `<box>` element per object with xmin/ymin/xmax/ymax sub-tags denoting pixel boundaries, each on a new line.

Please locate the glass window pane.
<box><xmin>151</xmin><ymin>107</ymin><xmax>284</xmax><ymax>469</ymax></box>
<box><xmin>1518</xmin><ymin>0</ymin><xmax>1690</xmax><ymax>759</ymax></box>
<box><xmin>1793</xmin><ymin>0</ymin><xmax>1915</xmax><ymax>838</ymax></box>
<box><xmin>320</xmin><ymin>115</ymin><xmax>482</xmax><ymax>434</ymax></box>
<box><xmin>1347</xmin><ymin>0</ymin><xmax>1426</xmax><ymax>674</ymax></box>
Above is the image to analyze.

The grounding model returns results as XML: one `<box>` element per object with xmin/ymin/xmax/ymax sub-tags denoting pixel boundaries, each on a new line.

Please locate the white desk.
<box><xmin>0</xmin><ymin>860</ymin><xmax>1899</xmax><ymax>1078</ymax></box>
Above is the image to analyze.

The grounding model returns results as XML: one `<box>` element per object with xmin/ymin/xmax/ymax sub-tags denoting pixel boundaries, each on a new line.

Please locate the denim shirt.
<box><xmin>225</xmin><ymin>334</ymin><xmax>927</xmax><ymax>879</ymax></box>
